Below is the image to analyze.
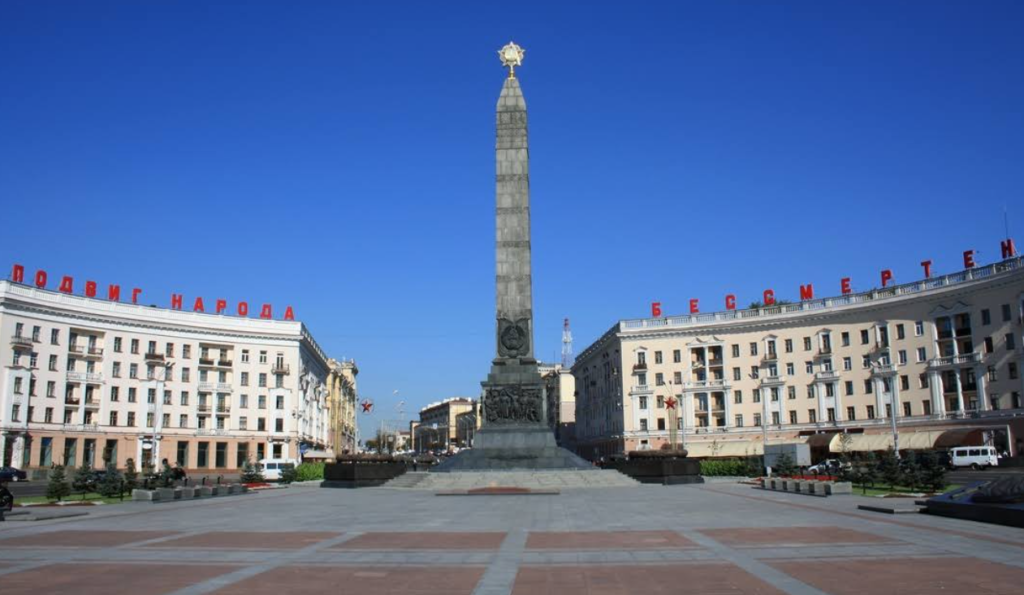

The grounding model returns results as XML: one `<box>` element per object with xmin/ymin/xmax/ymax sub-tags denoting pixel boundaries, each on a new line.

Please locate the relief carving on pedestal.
<box><xmin>497</xmin><ymin>317</ymin><xmax>530</xmax><ymax>358</ymax></box>
<box><xmin>484</xmin><ymin>385</ymin><xmax>542</xmax><ymax>425</ymax></box>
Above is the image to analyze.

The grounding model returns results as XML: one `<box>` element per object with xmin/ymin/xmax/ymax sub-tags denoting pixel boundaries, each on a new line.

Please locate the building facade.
<box><xmin>0</xmin><ymin>280</ymin><xmax>333</xmax><ymax>475</ymax></box>
<box><xmin>542</xmin><ymin>364</ymin><xmax>577</xmax><ymax>450</ymax></box>
<box><xmin>415</xmin><ymin>397</ymin><xmax>474</xmax><ymax>452</ymax></box>
<box><xmin>326</xmin><ymin>359</ymin><xmax>358</xmax><ymax>455</ymax></box>
<box><xmin>573</xmin><ymin>256</ymin><xmax>1024</xmax><ymax>459</ymax></box>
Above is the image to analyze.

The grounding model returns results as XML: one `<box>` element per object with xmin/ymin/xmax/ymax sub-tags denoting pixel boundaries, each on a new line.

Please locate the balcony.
<box><xmin>272</xmin><ymin>363</ymin><xmax>291</xmax><ymax>375</ymax></box>
<box><xmin>144</xmin><ymin>352</ymin><xmax>165</xmax><ymax>362</ymax></box>
<box><xmin>68</xmin><ymin>344</ymin><xmax>84</xmax><ymax>354</ymax></box>
<box><xmin>817</xmin><ymin>346</ymin><xmax>832</xmax><ymax>356</ymax></box>
<box><xmin>87</xmin><ymin>347</ymin><xmax>104</xmax><ymax>357</ymax></box>
<box><xmin>65</xmin><ymin>397</ymin><xmax>81</xmax><ymax>406</ymax></box>
<box><xmin>196</xmin><ymin>428</ymin><xmax>228</xmax><ymax>436</ymax></box>
<box><xmin>871</xmin><ymin>363</ymin><xmax>898</xmax><ymax>377</ymax></box>
<box><xmin>630</xmin><ymin>384</ymin><xmax>652</xmax><ymax>394</ymax></box>
<box><xmin>10</xmin><ymin>335</ymin><xmax>34</xmax><ymax>350</ymax></box>
<box><xmin>814</xmin><ymin>370</ymin><xmax>840</xmax><ymax>382</ymax></box>
<box><xmin>216</xmin><ymin>405</ymin><xmax>231</xmax><ymax>414</ymax></box>
<box><xmin>84</xmin><ymin>399</ymin><xmax>100</xmax><ymax>409</ymax></box>
<box><xmin>687</xmin><ymin>379</ymin><xmax>729</xmax><ymax>391</ymax></box>
<box><xmin>761</xmin><ymin>352</ymin><xmax>778</xmax><ymax>363</ymax></box>
<box><xmin>63</xmin><ymin>423</ymin><xmax>99</xmax><ymax>432</ymax></box>
<box><xmin>217</xmin><ymin>359</ymin><xmax>233</xmax><ymax>367</ymax></box>
<box><xmin>760</xmin><ymin>375</ymin><xmax>785</xmax><ymax>386</ymax></box>
<box><xmin>707</xmin><ymin>358</ymin><xmax>724</xmax><ymax>367</ymax></box>
<box><xmin>199</xmin><ymin>357</ymin><xmax>216</xmax><ymax>366</ymax></box>
<box><xmin>198</xmin><ymin>382</ymin><xmax>233</xmax><ymax>393</ymax></box>
<box><xmin>66</xmin><ymin>371</ymin><xmax>104</xmax><ymax>384</ymax></box>
<box><xmin>927</xmin><ymin>352</ymin><xmax>982</xmax><ymax>370</ymax></box>
<box><xmin>197</xmin><ymin>404</ymin><xmax>212</xmax><ymax>413</ymax></box>
<box><xmin>632</xmin><ymin>363</ymin><xmax>647</xmax><ymax>372</ymax></box>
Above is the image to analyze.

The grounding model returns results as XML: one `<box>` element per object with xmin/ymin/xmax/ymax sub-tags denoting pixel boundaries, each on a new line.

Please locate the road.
<box><xmin>948</xmin><ymin>466</ymin><xmax>1024</xmax><ymax>485</ymax></box>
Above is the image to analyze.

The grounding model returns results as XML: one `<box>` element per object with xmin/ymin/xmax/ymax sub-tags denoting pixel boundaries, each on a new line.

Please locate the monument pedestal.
<box><xmin>434</xmin><ymin>424</ymin><xmax>594</xmax><ymax>472</ymax></box>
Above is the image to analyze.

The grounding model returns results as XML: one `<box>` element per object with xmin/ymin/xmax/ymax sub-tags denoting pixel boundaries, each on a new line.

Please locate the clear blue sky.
<box><xmin>2</xmin><ymin>2</ymin><xmax>1022</xmax><ymax>441</ymax></box>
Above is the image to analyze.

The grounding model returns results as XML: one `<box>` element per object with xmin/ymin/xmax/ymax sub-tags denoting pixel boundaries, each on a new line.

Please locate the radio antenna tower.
<box><xmin>561</xmin><ymin>317</ymin><xmax>574</xmax><ymax>368</ymax></box>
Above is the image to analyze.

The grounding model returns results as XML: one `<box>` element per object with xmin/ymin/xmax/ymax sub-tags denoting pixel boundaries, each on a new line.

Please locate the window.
<box><xmin>732</xmin><ymin>367</ymin><xmax>741</xmax><ymax>381</ymax></box>
<box><xmin>865</xmin><ymin>380</ymin><xmax>873</xmax><ymax>394</ymax></box>
<box><xmin>1010</xmin><ymin>363</ymin><xmax>1019</xmax><ymax>381</ymax></box>
<box><xmin>258</xmin><ymin>395</ymin><xmax>267</xmax><ymax>409</ymax></box>
<box><xmin>749</xmin><ymin>366</ymin><xmax>759</xmax><ymax>379</ymax></box>
<box><xmin>841</xmin><ymin>332</ymin><xmax>850</xmax><ymax>347</ymax></box>
<box><xmin>66</xmin><ymin>357</ymin><xmax>74</xmax><ymax>371</ymax></box>
<box><xmin>275</xmin><ymin>395</ymin><xmax>285</xmax><ymax>409</ymax></box>
<box><xmin>199</xmin><ymin>369</ymin><xmax>208</xmax><ymax>382</ymax></box>
<box><xmin>657</xmin><ymin>418</ymin><xmax>666</xmax><ymax>431</ymax></box>
<box><xmin>166</xmin><ymin>342</ymin><xmax>174</xmax><ymax>357</ymax></box>
<box><xmin>64</xmin><ymin>409</ymin><xmax>73</xmax><ymax>424</ymax></box>
<box><xmin>639</xmin><ymin>419</ymin><xmax>648</xmax><ymax>431</ymax></box>
<box><xmin>919</xmin><ymin>374</ymin><xmax>929</xmax><ymax>389</ymax></box>
<box><xmin>1002</xmin><ymin>304</ymin><xmax>1012</xmax><ymax>322</ymax></box>
<box><xmin>13</xmin><ymin>377</ymin><xmax>23</xmax><ymax>394</ymax></box>
<box><xmin>162</xmin><ymin>413</ymin><xmax>170</xmax><ymax>427</ymax></box>
<box><xmin>655</xmin><ymin>373</ymin><xmax>664</xmax><ymax>386</ymax></box>
<box><xmin>827</xmin><ymin>408</ymin><xmax>836</xmax><ymax>422</ymax></box>
<box><xmin>110</xmin><ymin>386</ymin><xmax>119</xmax><ymax>402</ymax></box>
<box><xmin>128</xmin><ymin>388</ymin><xmax>137</xmax><ymax>403</ymax></box>
<box><xmin>50</xmin><ymin>328</ymin><xmax>60</xmax><ymax>345</ymax></box>
<box><xmin>898</xmin><ymin>350</ymin><xmax>907</xmax><ymax>365</ymax></box>
<box><xmin>1007</xmin><ymin>333</ymin><xmax>1016</xmax><ymax>350</ymax></box>
<box><xmin>47</xmin><ymin>381</ymin><xmax>55</xmax><ymax>397</ymax></box>
<box><xmin>128</xmin><ymin>363</ymin><xmax>137</xmax><ymax>379</ymax></box>
<box><xmin>843</xmin><ymin>357</ymin><xmax>852</xmax><ymax>371</ymax></box>
<box><xmin>788</xmin><ymin>386</ymin><xmax>796</xmax><ymax>400</ymax></box>
<box><xmin>274</xmin><ymin>418</ymin><xmax>284</xmax><ymax>432</ymax></box>
<box><xmin>771</xmin><ymin>388</ymin><xmax>779</xmax><ymax>402</ymax></box>
<box><xmin>259</xmin><ymin>373</ymin><xmax>267</xmax><ymax>388</ymax></box>
<box><xmin>240</xmin><ymin>371</ymin><xmax>249</xmax><ymax>386</ymax></box>
<box><xmin>654</xmin><ymin>351</ymin><xmax>662</xmax><ymax>364</ymax></box>
<box><xmin>656</xmin><ymin>395</ymin><xmax>665</xmax><ymax>408</ymax></box>
<box><xmin>803</xmin><ymin>337</ymin><xmax>812</xmax><ymax>351</ymax></box>
<box><xmin>903</xmin><ymin>402</ymin><xmax>912</xmax><ymax>417</ymax></box>
<box><xmin>861</xmin><ymin>329</ymin><xmax>870</xmax><ymax>344</ymax></box>
<box><xmin>180</xmin><ymin>391</ymin><xmax>189</xmax><ymax>406</ymax></box>
<box><xmin>240</xmin><ymin>394</ymin><xmax>248</xmax><ymax>408</ymax></box>
<box><xmin>735</xmin><ymin>414</ymin><xmax>744</xmax><ymax>427</ymax></box>
<box><xmin>11</xmin><ymin>404</ymin><xmax>20</xmax><ymax>421</ymax></box>
<box><xmin>127</xmin><ymin>412</ymin><xmax>136</xmax><ymax>426</ymax></box>
<box><xmin>784</xmin><ymin>339</ymin><xmax>793</xmax><ymax>353</ymax></box>
<box><xmin>808</xmin><ymin>409</ymin><xmax>817</xmax><ymax>423</ymax></box>
<box><xmin>749</xmin><ymin>342</ymin><xmax>758</xmax><ymax>356</ymax></box>
<box><xmin>915</xmin><ymin>321</ymin><xmax>924</xmax><ymax>336</ymax></box>
<box><xmin>129</xmin><ymin>338</ymin><xmax>138</xmax><ymax>354</ymax></box>
<box><xmin>753</xmin><ymin>389</ymin><xmax>761</xmax><ymax>403</ymax></box>
<box><xmin>673</xmin><ymin>371</ymin><xmax>682</xmax><ymax>384</ymax></box>
<box><xmin>847</xmin><ymin>406</ymin><xmax>856</xmax><ymax>421</ymax></box>
<box><xmin>772</xmin><ymin>412</ymin><xmax>780</xmax><ymax>425</ymax></box>
<box><xmin>845</xmin><ymin>381</ymin><xmax>854</xmax><ymax>396</ymax></box>
<box><xmin>923</xmin><ymin>401</ymin><xmax>932</xmax><ymax>415</ymax></box>
<box><xmin>183</xmin><ymin>344</ymin><xmax>191</xmax><ymax>358</ymax></box>
<box><xmin>885</xmin><ymin>404</ymin><xmax>892</xmax><ymax>418</ymax></box>
<box><xmin>900</xmin><ymin>375</ymin><xmax>909</xmax><ymax>391</ymax></box>
<box><xmin>862</xmin><ymin>355</ymin><xmax>871</xmax><ymax>368</ymax></box>
<box><xmin>672</xmin><ymin>349</ymin><xmax>681</xmax><ymax>363</ymax></box>
<box><xmin>807</xmin><ymin>385</ymin><xmax>815</xmax><ymax>399</ymax></box>
<box><xmin>988</xmin><ymin>365</ymin><xmax>998</xmax><ymax>382</ymax></box>
<box><xmin>637</xmin><ymin>373</ymin><xmax>647</xmax><ymax>386</ymax></box>
<box><xmin>182</xmin><ymin>368</ymin><xmax>190</xmax><ymax>382</ymax></box>
<box><xmin>257</xmin><ymin>418</ymin><xmax>267</xmax><ymax>431</ymax></box>
<box><xmin>259</xmin><ymin>350</ymin><xmax>268</xmax><ymax>364</ymax></box>
<box><xmin>982</xmin><ymin>309</ymin><xmax>991</xmax><ymax>325</ymax></box>
<box><xmin>639</xmin><ymin>396</ymin><xmax>648</xmax><ymax>409</ymax></box>
<box><xmin>241</xmin><ymin>349</ymin><xmax>250</xmax><ymax>363</ymax></box>
<box><xmin>896</xmin><ymin>324</ymin><xmax>905</xmax><ymax>340</ymax></box>
<box><xmin>239</xmin><ymin>417</ymin><xmax>248</xmax><ymax>430</ymax></box>
<box><xmin>163</xmin><ymin>390</ymin><xmax>172</xmax><ymax>405</ymax></box>
<box><xmin>753</xmin><ymin>413</ymin><xmax>761</xmax><ymax>427</ymax></box>
<box><xmin>805</xmin><ymin>361</ymin><xmax>813</xmax><ymax>374</ymax></box>
<box><xmin>826</xmin><ymin>383</ymin><xmax>835</xmax><ymax>397</ymax></box>
<box><xmin>218</xmin><ymin>370</ymin><xmax>227</xmax><ymax>383</ymax></box>
<box><xmin>789</xmin><ymin>410</ymin><xmax>797</xmax><ymax>424</ymax></box>
<box><xmin>45</xmin><ymin>407</ymin><xmax>53</xmax><ymax>423</ymax></box>
<box><xmin>734</xmin><ymin>391</ymin><xmax>742</xmax><ymax>404</ymax></box>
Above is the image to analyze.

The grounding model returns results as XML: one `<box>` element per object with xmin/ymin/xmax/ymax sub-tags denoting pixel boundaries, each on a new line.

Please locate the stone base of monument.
<box><xmin>603</xmin><ymin>453</ymin><xmax>704</xmax><ymax>486</ymax></box>
<box><xmin>924</xmin><ymin>481</ymin><xmax>1024</xmax><ymax>528</ymax></box>
<box><xmin>321</xmin><ymin>460</ymin><xmax>409</xmax><ymax>489</ymax></box>
<box><xmin>433</xmin><ymin>426</ymin><xmax>596</xmax><ymax>472</ymax></box>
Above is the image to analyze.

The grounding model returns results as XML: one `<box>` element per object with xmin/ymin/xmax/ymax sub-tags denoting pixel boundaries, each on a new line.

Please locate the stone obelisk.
<box><xmin>435</xmin><ymin>42</ymin><xmax>592</xmax><ymax>471</ymax></box>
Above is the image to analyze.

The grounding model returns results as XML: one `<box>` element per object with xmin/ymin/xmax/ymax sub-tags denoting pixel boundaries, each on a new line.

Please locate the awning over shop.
<box><xmin>829</xmin><ymin>428</ymin><xmax>983</xmax><ymax>453</ymax></box>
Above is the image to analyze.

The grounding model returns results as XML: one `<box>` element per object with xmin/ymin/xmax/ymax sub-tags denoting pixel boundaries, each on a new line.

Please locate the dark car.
<box><xmin>0</xmin><ymin>466</ymin><xmax>28</xmax><ymax>482</ymax></box>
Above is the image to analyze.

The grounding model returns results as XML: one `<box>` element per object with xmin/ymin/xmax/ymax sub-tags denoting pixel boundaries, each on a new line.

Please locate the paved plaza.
<box><xmin>2</xmin><ymin>482</ymin><xmax>1024</xmax><ymax>594</ymax></box>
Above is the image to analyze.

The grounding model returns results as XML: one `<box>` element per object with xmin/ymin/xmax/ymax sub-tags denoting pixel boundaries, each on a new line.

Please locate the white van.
<box><xmin>949</xmin><ymin>447</ymin><xmax>999</xmax><ymax>470</ymax></box>
<box><xmin>258</xmin><ymin>458</ymin><xmax>298</xmax><ymax>481</ymax></box>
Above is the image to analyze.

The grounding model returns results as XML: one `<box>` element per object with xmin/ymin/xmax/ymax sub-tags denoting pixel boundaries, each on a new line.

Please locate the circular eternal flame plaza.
<box><xmin>2</xmin><ymin>483</ymin><xmax>1024</xmax><ymax>595</ymax></box>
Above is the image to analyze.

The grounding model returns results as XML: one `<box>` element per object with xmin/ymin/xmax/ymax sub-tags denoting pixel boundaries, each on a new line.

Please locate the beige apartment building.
<box><xmin>573</xmin><ymin>256</ymin><xmax>1024</xmax><ymax>460</ymax></box>
<box><xmin>542</xmin><ymin>364</ymin><xmax>577</xmax><ymax>450</ymax></box>
<box><xmin>0</xmin><ymin>280</ymin><xmax>337</xmax><ymax>475</ymax></box>
<box><xmin>327</xmin><ymin>359</ymin><xmax>358</xmax><ymax>455</ymax></box>
<box><xmin>415</xmin><ymin>397</ymin><xmax>475</xmax><ymax>452</ymax></box>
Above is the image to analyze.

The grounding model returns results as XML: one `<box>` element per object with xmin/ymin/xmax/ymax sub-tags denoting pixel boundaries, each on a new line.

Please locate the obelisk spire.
<box><xmin>494</xmin><ymin>41</ymin><xmax>535</xmax><ymax>366</ymax></box>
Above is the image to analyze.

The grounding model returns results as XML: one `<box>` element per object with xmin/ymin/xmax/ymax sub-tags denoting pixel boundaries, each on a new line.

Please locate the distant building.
<box><xmin>415</xmin><ymin>397</ymin><xmax>474</xmax><ymax>452</ymax></box>
<box><xmin>326</xmin><ymin>359</ymin><xmax>358</xmax><ymax>456</ymax></box>
<box><xmin>542</xmin><ymin>364</ymin><xmax>576</xmax><ymax>451</ymax></box>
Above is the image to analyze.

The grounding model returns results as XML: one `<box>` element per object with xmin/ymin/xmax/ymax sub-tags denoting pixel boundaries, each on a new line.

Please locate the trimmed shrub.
<box><xmin>295</xmin><ymin>462</ymin><xmax>325</xmax><ymax>482</ymax></box>
<box><xmin>699</xmin><ymin>458</ymin><xmax>751</xmax><ymax>477</ymax></box>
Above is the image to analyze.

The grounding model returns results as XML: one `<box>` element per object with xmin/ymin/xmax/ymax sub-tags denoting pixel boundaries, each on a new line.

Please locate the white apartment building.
<box><xmin>574</xmin><ymin>256</ymin><xmax>1024</xmax><ymax>459</ymax></box>
<box><xmin>0</xmin><ymin>280</ymin><xmax>332</xmax><ymax>474</ymax></box>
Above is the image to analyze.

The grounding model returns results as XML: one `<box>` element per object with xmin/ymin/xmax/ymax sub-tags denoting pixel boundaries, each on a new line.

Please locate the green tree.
<box><xmin>71</xmin><ymin>462</ymin><xmax>93</xmax><ymax>500</ymax></box>
<box><xmin>46</xmin><ymin>465</ymin><xmax>71</xmax><ymax>502</ymax></box>
<box><xmin>98</xmin><ymin>462</ymin><xmax>124</xmax><ymax>499</ymax></box>
<box><xmin>123</xmin><ymin>458</ymin><xmax>139</xmax><ymax>493</ymax></box>
<box><xmin>860</xmin><ymin>452</ymin><xmax>879</xmax><ymax>493</ymax></box>
<box><xmin>774</xmin><ymin>453</ymin><xmax>797</xmax><ymax>477</ymax></box>
<box><xmin>280</xmin><ymin>464</ymin><xmax>298</xmax><ymax>484</ymax></box>
<box><xmin>901</xmin><ymin>451</ymin><xmax>923</xmax><ymax>491</ymax></box>
<box><xmin>878</xmin><ymin>448</ymin><xmax>902</xmax><ymax>488</ymax></box>
<box><xmin>240</xmin><ymin>458</ymin><xmax>264</xmax><ymax>483</ymax></box>
<box><xmin>158</xmin><ymin>461</ymin><xmax>176</xmax><ymax>488</ymax></box>
<box><xmin>920</xmin><ymin>451</ymin><xmax>948</xmax><ymax>492</ymax></box>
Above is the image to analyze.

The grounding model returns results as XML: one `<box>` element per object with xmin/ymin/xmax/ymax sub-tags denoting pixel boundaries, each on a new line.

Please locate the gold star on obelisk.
<box><xmin>498</xmin><ymin>41</ymin><xmax>525</xmax><ymax>78</ymax></box>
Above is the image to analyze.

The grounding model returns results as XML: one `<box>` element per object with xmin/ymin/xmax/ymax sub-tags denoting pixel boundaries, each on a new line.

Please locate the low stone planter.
<box><xmin>322</xmin><ymin>461</ymin><xmax>409</xmax><ymax>488</ymax></box>
<box><xmin>156</xmin><ymin>488</ymin><xmax>176</xmax><ymax>501</ymax></box>
<box><xmin>132</xmin><ymin>489</ymin><xmax>159</xmax><ymax>501</ymax></box>
<box><xmin>227</xmin><ymin>484</ymin><xmax>240</xmax><ymax>495</ymax></box>
<box><xmin>179</xmin><ymin>487</ymin><xmax>196</xmax><ymax>499</ymax></box>
<box><xmin>764</xmin><ymin>478</ymin><xmax>850</xmax><ymax>497</ymax></box>
<box><xmin>825</xmin><ymin>482</ymin><xmax>852</xmax><ymax>495</ymax></box>
<box><xmin>197</xmin><ymin>486</ymin><xmax>213</xmax><ymax>498</ymax></box>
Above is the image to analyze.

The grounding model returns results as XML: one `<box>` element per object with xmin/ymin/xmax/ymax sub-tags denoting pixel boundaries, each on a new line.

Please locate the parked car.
<box><xmin>949</xmin><ymin>446</ymin><xmax>999</xmax><ymax>470</ymax></box>
<box><xmin>806</xmin><ymin>459</ymin><xmax>849</xmax><ymax>475</ymax></box>
<box><xmin>258</xmin><ymin>458</ymin><xmax>298</xmax><ymax>481</ymax></box>
<box><xmin>0</xmin><ymin>466</ymin><xmax>28</xmax><ymax>482</ymax></box>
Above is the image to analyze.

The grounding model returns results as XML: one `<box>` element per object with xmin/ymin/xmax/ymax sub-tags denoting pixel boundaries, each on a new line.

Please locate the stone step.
<box><xmin>383</xmin><ymin>469</ymin><xmax>639</xmax><ymax>490</ymax></box>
